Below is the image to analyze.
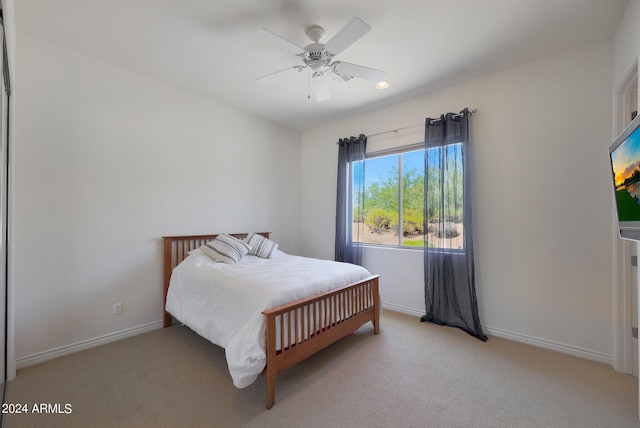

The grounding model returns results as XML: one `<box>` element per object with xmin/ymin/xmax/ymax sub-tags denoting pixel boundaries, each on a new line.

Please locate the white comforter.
<box><xmin>165</xmin><ymin>249</ymin><xmax>372</xmax><ymax>388</ymax></box>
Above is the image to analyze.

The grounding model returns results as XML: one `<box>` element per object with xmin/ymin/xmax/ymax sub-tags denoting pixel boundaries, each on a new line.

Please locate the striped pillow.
<box><xmin>199</xmin><ymin>234</ymin><xmax>251</xmax><ymax>264</ymax></box>
<box><xmin>245</xmin><ymin>233</ymin><xmax>279</xmax><ymax>259</ymax></box>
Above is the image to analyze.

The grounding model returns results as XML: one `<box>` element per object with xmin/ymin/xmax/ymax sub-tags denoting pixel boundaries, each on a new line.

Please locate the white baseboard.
<box><xmin>381</xmin><ymin>303</ymin><xmax>612</xmax><ymax>366</ymax></box>
<box><xmin>16</xmin><ymin>321</ymin><xmax>163</xmax><ymax>369</ymax></box>
<box><xmin>382</xmin><ymin>302</ymin><xmax>424</xmax><ymax>317</ymax></box>
<box><xmin>484</xmin><ymin>325</ymin><xmax>613</xmax><ymax>365</ymax></box>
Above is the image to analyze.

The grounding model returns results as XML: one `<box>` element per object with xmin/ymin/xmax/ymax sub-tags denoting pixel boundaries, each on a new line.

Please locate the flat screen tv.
<box><xmin>610</xmin><ymin>112</ymin><xmax>640</xmax><ymax>241</ymax></box>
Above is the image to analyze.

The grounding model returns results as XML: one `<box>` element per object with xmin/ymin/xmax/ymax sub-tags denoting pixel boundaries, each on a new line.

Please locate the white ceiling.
<box><xmin>16</xmin><ymin>0</ymin><xmax>629</xmax><ymax>131</ymax></box>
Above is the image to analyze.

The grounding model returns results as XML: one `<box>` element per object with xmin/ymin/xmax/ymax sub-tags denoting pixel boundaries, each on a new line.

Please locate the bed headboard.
<box><xmin>162</xmin><ymin>232</ymin><xmax>270</xmax><ymax>327</ymax></box>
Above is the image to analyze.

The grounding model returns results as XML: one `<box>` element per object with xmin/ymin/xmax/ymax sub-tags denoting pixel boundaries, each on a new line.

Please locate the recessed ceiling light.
<box><xmin>376</xmin><ymin>81</ymin><xmax>389</xmax><ymax>90</ymax></box>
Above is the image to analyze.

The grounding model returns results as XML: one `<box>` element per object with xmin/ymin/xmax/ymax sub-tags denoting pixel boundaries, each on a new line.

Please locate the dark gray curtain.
<box><xmin>335</xmin><ymin>134</ymin><xmax>366</xmax><ymax>265</ymax></box>
<box><xmin>420</xmin><ymin>109</ymin><xmax>486</xmax><ymax>341</ymax></box>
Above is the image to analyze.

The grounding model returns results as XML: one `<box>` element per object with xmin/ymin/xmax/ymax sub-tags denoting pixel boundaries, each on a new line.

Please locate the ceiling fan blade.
<box><xmin>333</xmin><ymin>61</ymin><xmax>385</xmax><ymax>82</ymax></box>
<box><xmin>253</xmin><ymin>28</ymin><xmax>305</xmax><ymax>55</ymax></box>
<box><xmin>313</xmin><ymin>75</ymin><xmax>330</xmax><ymax>102</ymax></box>
<box><xmin>325</xmin><ymin>17</ymin><xmax>371</xmax><ymax>56</ymax></box>
<box><xmin>255</xmin><ymin>66</ymin><xmax>303</xmax><ymax>85</ymax></box>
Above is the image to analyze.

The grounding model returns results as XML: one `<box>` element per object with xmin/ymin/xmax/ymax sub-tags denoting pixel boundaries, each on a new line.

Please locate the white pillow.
<box><xmin>199</xmin><ymin>233</ymin><xmax>251</xmax><ymax>264</ymax></box>
<box><xmin>244</xmin><ymin>233</ymin><xmax>279</xmax><ymax>259</ymax></box>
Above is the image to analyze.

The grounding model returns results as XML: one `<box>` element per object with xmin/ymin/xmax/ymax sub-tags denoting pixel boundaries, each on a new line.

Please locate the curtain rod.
<box><xmin>365</xmin><ymin>108</ymin><xmax>477</xmax><ymax>139</ymax></box>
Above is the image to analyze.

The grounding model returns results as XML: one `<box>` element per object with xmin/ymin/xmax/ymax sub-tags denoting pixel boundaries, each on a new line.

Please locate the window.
<box><xmin>351</xmin><ymin>143</ymin><xmax>464</xmax><ymax>250</ymax></box>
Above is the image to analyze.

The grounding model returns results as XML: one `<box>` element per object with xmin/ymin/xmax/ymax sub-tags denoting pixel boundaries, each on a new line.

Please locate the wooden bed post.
<box><xmin>163</xmin><ymin>238</ymin><xmax>173</xmax><ymax>328</ymax></box>
<box><xmin>372</xmin><ymin>276</ymin><xmax>380</xmax><ymax>335</ymax></box>
<box><xmin>265</xmin><ymin>312</ymin><xmax>277</xmax><ymax>409</ymax></box>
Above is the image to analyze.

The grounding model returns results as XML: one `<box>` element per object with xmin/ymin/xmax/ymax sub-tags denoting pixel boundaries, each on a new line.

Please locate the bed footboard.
<box><xmin>262</xmin><ymin>275</ymin><xmax>380</xmax><ymax>409</ymax></box>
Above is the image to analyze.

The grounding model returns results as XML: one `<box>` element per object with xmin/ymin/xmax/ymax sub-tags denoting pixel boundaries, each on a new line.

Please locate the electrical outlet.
<box><xmin>113</xmin><ymin>302</ymin><xmax>123</xmax><ymax>315</ymax></box>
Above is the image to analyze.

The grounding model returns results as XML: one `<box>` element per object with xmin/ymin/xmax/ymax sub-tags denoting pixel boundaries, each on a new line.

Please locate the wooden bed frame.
<box><xmin>162</xmin><ymin>232</ymin><xmax>380</xmax><ymax>409</ymax></box>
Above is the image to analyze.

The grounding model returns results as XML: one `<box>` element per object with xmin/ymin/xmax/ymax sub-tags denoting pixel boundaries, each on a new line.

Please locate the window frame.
<box><xmin>351</xmin><ymin>141</ymin><xmax>465</xmax><ymax>252</ymax></box>
<box><xmin>354</xmin><ymin>143</ymin><xmax>424</xmax><ymax>250</ymax></box>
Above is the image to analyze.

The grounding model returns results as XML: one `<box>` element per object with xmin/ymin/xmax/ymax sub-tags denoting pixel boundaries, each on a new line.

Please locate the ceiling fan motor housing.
<box><xmin>302</xmin><ymin>42</ymin><xmax>333</xmax><ymax>70</ymax></box>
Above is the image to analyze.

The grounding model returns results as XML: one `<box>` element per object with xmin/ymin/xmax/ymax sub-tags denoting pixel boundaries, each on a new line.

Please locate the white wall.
<box><xmin>301</xmin><ymin>41</ymin><xmax>615</xmax><ymax>361</ymax></box>
<box><xmin>13</xmin><ymin>34</ymin><xmax>301</xmax><ymax>362</ymax></box>
<box><xmin>615</xmin><ymin>0</ymin><xmax>640</xmax><ymax>87</ymax></box>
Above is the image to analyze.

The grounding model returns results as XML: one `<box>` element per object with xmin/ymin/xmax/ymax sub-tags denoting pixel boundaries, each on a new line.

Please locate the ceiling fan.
<box><xmin>253</xmin><ymin>17</ymin><xmax>385</xmax><ymax>102</ymax></box>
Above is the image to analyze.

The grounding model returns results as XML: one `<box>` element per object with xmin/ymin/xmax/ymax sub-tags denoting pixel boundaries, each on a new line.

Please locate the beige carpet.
<box><xmin>3</xmin><ymin>310</ymin><xmax>638</xmax><ymax>428</ymax></box>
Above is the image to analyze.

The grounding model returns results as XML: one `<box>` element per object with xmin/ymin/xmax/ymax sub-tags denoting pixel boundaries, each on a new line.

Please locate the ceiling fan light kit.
<box><xmin>254</xmin><ymin>17</ymin><xmax>386</xmax><ymax>102</ymax></box>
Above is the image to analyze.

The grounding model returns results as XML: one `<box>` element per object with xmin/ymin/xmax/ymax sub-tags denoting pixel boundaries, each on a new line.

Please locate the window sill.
<box><xmin>360</xmin><ymin>243</ymin><xmax>465</xmax><ymax>256</ymax></box>
<box><xmin>361</xmin><ymin>243</ymin><xmax>422</xmax><ymax>251</ymax></box>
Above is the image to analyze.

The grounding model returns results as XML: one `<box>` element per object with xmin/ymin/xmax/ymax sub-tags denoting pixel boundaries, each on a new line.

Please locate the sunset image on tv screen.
<box><xmin>611</xmin><ymin>127</ymin><xmax>640</xmax><ymax>222</ymax></box>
